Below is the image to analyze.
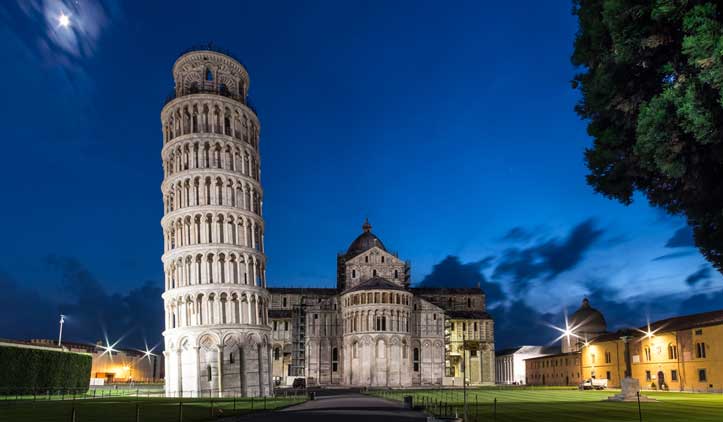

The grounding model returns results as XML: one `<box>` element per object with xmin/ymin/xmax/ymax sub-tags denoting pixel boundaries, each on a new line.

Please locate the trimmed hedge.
<box><xmin>0</xmin><ymin>345</ymin><xmax>92</xmax><ymax>394</ymax></box>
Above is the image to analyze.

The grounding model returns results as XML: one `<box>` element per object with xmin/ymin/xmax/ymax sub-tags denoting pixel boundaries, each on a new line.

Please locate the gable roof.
<box><xmin>343</xmin><ymin>277</ymin><xmax>406</xmax><ymax>294</ymax></box>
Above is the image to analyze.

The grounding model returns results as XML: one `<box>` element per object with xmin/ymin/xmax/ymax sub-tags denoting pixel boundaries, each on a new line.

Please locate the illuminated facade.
<box><xmin>267</xmin><ymin>221</ymin><xmax>495</xmax><ymax>387</ymax></box>
<box><xmin>525</xmin><ymin>352</ymin><xmax>581</xmax><ymax>386</ymax></box>
<box><xmin>581</xmin><ymin>310</ymin><xmax>723</xmax><ymax>392</ymax></box>
<box><xmin>160</xmin><ymin>48</ymin><xmax>271</xmax><ymax>397</ymax></box>
<box><xmin>495</xmin><ymin>346</ymin><xmax>559</xmax><ymax>385</ymax></box>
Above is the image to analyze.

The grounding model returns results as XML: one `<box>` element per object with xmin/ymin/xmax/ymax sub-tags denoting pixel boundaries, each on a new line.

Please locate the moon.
<box><xmin>58</xmin><ymin>12</ymin><xmax>70</xmax><ymax>28</ymax></box>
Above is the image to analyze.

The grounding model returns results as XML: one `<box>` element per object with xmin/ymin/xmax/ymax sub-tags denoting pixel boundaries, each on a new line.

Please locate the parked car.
<box><xmin>580</xmin><ymin>378</ymin><xmax>608</xmax><ymax>390</ymax></box>
<box><xmin>292</xmin><ymin>377</ymin><xmax>306</xmax><ymax>389</ymax></box>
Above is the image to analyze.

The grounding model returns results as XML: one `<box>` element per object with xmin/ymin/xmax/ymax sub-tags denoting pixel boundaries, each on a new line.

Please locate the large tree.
<box><xmin>572</xmin><ymin>0</ymin><xmax>723</xmax><ymax>273</ymax></box>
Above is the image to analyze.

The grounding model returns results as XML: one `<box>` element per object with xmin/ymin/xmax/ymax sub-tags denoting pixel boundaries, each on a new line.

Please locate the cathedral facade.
<box><xmin>269</xmin><ymin>220</ymin><xmax>496</xmax><ymax>387</ymax></box>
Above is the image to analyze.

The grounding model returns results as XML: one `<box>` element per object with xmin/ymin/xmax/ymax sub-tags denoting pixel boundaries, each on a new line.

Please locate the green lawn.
<box><xmin>370</xmin><ymin>387</ymin><xmax>723</xmax><ymax>422</ymax></box>
<box><xmin>0</xmin><ymin>394</ymin><xmax>305</xmax><ymax>422</ymax></box>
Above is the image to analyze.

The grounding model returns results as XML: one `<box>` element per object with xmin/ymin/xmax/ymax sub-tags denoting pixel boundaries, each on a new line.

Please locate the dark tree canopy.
<box><xmin>572</xmin><ymin>0</ymin><xmax>723</xmax><ymax>273</ymax></box>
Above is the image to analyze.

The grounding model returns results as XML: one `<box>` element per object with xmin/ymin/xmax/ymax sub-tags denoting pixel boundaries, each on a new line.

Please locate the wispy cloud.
<box><xmin>685</xmin><ymin>264</ymin><xmax>711</xmax><ymax>287</ymax></box>
<box><xmin>665</xmin><ymin>226</ymin><xmax>695</xmax><ymax>248</ymax></box>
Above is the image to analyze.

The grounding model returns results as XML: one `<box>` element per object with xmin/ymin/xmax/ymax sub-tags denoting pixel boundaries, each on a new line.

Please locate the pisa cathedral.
<box><xmin>160</xmin><ymin>48</ymin><xmax>495</xmax><ymax>397</ymax></box>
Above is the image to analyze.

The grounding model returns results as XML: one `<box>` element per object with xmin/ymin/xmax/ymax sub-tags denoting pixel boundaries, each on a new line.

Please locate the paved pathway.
<box><xmin>235</xmin><ymin>390</ymin><xmax>427</xmax><ymax>421</ymax></box>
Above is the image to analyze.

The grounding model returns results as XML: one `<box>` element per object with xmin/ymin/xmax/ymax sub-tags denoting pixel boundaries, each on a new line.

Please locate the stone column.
<box><xmin>177</xmin><ymin>348</ymin><xmax>183</xmax><ymax>397</ymax></box>
<box><xmin>194</xmin><ymin>346</ymin><xmax>201</xmax><ymax>397</ymax></box>
<box><xmin>217</xmin><ymin>345</ymin><xmax>224</xmax><ymax>397</ymax></box>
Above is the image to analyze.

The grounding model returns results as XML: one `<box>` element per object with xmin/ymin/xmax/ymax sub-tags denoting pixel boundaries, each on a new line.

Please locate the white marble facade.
<box><xmin>161</xmin><ymin>49</ymin><xmax>271</xmax><ymax>397</ymax></box>
<box><xmin>269</xmin><ymin>221</ymin><xmax>495</xmax><ymax>387</ymax></box>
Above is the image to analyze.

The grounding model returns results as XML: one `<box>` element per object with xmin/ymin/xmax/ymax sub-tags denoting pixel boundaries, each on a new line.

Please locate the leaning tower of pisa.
<box><xmin>160</xmin><ymin>48</ymin><xmax>272</xmax><ymax>397</ymax></box>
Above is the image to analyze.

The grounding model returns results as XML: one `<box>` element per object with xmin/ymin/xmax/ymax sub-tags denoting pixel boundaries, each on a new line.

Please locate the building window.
<box><xmin>605</xmin><ymin>351</ymin><xmax>611</xmax><ymax>364</ymax></box>
<box><xmin>644</xmin><ymin>347</ymin><xmax>651</xmax><ymax>361</ymax></box>
<box><xmin>273</xmin><ymin>321</ymin><xmax>278</xmax><ymax>330</ymax></box>
<box><xmin>645</xmin><ymin>370</ymin><xmax>651</xmax><ymax>382</ymax></box>
<box><xmin>696</xmin><ymin>343</ymin><xmax>707</xmax><ymax>358</ymax></box>
<box><xmin>450</xmin><ymin>322</ymin><xmax>455</xmax><ymax>331</ymax></box>
<box><xmin>284</xmin><ymin>321</ymin><xmax>289</xmax><ymax>331</ymax></box>
<box><xmin>207</xmin><ymin>365</ymin><xmax>213</xmax><ymax>382</ymax></box>
<box><xmin>353</xmin><ymin>342</ymin><xmax>358</xmax><ymax>358</ymax></box>
<box><xmin>668</xmin><ymin>344</ymin><xmax>678</xmax><ymax>360</ymax></box>
<box><xmin>283</xmin><ymin>297</ymin><xmax>287</xmax><ymax>307</ymax></box>
<box><xmin>205</xmin><ymin>68</ymin><xmax>213</xmax><ymax>81</ymax></box>
<box><xmin>352</xmin><ymin>270</ymin><xmax>356</xmax><ymax>278</ymax></box>
<box><xmin>332</xmin><ymin>347</ymin><xmax>338</xmax><ymax>372</ymax></box>
<box><xmin>394</xmin><ymin>269</ymin><xmax>398</xmax><ymax>278</ymax></box>
<box><xmin>376</xmin><ymin>316</ymin><xmax>387</xmax><ymax>331</ymax></box>
<box><xmin>365</xmin><ymin>256</ymin><xmax>368</xmax><ymax>263</ymax></box>
<box><xmin>433</xmin><ymin>313</ymin><xmax>437</xmax><ymax>321</ymax></box>
<box><xmin>467</xmin><ymin>298</ymin><xmax>471</xmax><ymax>308</ymax></box>
<box><xmin>373</xmin><ymin>269</ymin><xmax>377</xmax><ymax>277</ymax></box>
<box><xmin>229</xmin><ymin>353</ymin><xmax>235</xmax><ymax>364</ymax></box>
<box><xmin>413</xmin><ymin>348</ymin><xmax>420</xmax><ymax>372</ymax></box>
<box><xmin>381</xmin><ymin>256</ymin><xmax>385</xmax><ymax>263</ymax></box>
<box><xmin>699</xmin><ymin>369</ymin><xmax>707</xmax><ymax>382</ymax></box>
<box><xmin>274</xmin><ymin>347</ymin><xmax>280</xmax><ymax>360</ymax></box>
<box><xmin>606</xmin><ymin>371</ymin><xmax>611</xmax><ymax>380</ymax></box>
<box><xmin>462</xmin><ymin>322</ymin><xmax>466</xmax><ymax>331</ymax></box>
<box><xmin>671</xmin><ymin>370</ymin><xmax>678</xmax><ymax>381</ymax></box>
<box><xmin>471</xmin><ymin>349</ymin><xmax>478</xmax><ymax>357</ymax></box>
<box><xmin>695</xmin><ymin>329</ymin><xmax>703</xmax><ymax>335</ymax></box>
<box><xmin>474</xmin><ymin>322</ymin><xmax>478</xmax><ymax>332</ymax></box>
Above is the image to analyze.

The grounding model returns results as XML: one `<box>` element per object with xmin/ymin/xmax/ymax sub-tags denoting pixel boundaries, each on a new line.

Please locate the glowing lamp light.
<box><xmin>98</xmin><ymin>337</ymin><xmax>120</xmax><ymax>360</ymax></box>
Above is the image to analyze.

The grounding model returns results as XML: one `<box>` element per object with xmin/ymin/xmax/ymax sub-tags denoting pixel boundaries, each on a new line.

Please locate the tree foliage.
<box><xmin>572</xmin><ymin>0</ymin><xmax>723</xmax><ymax>273</ymax></box>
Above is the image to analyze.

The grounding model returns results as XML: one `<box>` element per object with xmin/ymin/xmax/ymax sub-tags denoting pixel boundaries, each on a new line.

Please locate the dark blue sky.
<box><xmin>0</xmin><ymin>0</ymin><xmax>721</xmax><ymax>349</ymax></box>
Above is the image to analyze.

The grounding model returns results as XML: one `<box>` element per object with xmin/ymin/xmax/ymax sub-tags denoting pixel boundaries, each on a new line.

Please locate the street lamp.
<box><xmin>58</xmin><ymin>314</ymin><xmax>66</xmax><ymax>347</ymax></box>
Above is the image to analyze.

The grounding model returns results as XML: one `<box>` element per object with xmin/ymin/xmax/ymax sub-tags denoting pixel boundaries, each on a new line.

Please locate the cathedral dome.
<box><xmin>570</xmin><ymin>298</ymin><xmax>607</xmax><ymax>335</ymax></box>
<box><xmin>346</xmin><ymin>219</ymin><xmax>386</xmax><ymax>257</ymax></box>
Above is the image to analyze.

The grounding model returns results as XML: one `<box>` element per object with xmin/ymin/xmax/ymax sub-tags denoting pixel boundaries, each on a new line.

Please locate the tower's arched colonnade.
<box><xmin>162</xmin><ymin>49</ymin><xmax>271</xmax><ymax>397</ymax></box>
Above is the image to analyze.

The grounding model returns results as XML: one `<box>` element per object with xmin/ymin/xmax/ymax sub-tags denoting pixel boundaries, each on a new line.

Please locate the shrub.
<box><xmin>0</xmin><ymin>345</ymin><xmax>92</xmax><ymax>394</ymax></box>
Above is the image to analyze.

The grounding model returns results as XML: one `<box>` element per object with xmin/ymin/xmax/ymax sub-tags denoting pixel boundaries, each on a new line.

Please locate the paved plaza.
<box><xmin>234</xmin><ymin>390</ymin><xmax>426</xmax><ymax>421</ymax></box>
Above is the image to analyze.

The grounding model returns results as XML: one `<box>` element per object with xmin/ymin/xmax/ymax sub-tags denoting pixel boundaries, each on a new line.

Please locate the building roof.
<box><xmin>647</xmin><ymin>308</ymin><xmax>723</xmax><ymax>332</ymax></box>
<box><xmin>495</xmin><ymin>345</ymin><xmax>560</xmax><ymax>357</ymax></box>
<box><xmin>524</xmin><ymin>351</ymin><xmax>579</xmax><ymax>361</ymax></box>
<box><xmin>445</xmin><ymin>310</ymin><xmax>492</xmax><ymax>320</ymax></box>
<box><xmin>267</xmin><ymin>287</ymin><xmax>338</xmax><ymax>295</ymax></box>
<box><xmin>569</xmin><ymin>298</ymin><xmax>607</xmax><ymax>334</ymax></box>
<box><xmin>345</xmin><ymin>219</ymin><xmax>387</xmax><ymax>258</ymax></box>
<box><xmin>410</xmin><ymin>287</ymin><xmax>484</xmax><ymax>295</ymax></box>
<box><xmin>591</xmin><ymin>308</ymin><xmax>723</xmax><ymax>343</ymax></box>
<box><xmin>343</xmin><ymin>277</ymin><xmax>407</xmax><ymax>294</ymax></box>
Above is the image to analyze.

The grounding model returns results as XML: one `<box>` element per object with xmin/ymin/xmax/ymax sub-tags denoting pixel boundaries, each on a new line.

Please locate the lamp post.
<box><xmin>58</xmin><ymin>314</ymin><xmax>66</xmax><ymax>347</ymax></box>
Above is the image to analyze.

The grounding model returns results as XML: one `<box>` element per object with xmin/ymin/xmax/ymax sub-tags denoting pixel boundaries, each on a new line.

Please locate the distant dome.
<box><xmin>346</xmin><ymin>219</ymin><xmax>386</xmax><ymax>257</ymax></box>
<box><xmin>570</xmin><ymin>298</ymin><xmax>607</xmax><ymax>335</ymax></box>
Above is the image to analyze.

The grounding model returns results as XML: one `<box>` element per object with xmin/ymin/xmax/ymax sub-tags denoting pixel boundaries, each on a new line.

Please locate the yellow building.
<box><xmin>524</xmin><ymin>352</ymin><xmax>581</xmax><ymax>386</ymax></box>
<box><xmin>581</xmin><ymin>309</ymin><xmax>723</xmax><ymax>392</ymax></box>
<box><xmin>444</xmin><ymin>314</ymin><xmax>495</xmax><ymax>386</ymax></box>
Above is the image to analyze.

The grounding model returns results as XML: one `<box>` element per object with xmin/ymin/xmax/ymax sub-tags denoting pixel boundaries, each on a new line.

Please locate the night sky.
<box><xmin>1</xmin><ymin>0</ymin><xmax>721</xmax><ymax>351</ymax></box>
